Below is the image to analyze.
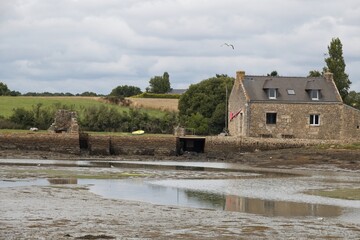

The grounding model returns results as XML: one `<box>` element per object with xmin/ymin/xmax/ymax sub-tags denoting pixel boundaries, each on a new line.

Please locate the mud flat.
<box><xmin>1</xmin><ymin>183</ymin><xmax>359</xmax><ymax>239</ymax></box>
<box><xmin>1</xmin><ymin>155</ymin><xmax>360</xmax><ymax>239</ymax></box>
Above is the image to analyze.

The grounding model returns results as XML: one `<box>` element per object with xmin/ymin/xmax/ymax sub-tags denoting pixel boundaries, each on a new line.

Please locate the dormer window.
<box><xmin>287</xmin><ymin>89</ymin><xmax>295</xmax><ymax>95</ymax></box>
<box><xmin>268</xmin><ymin>88</ymin><xmax>277</xmax><ymax>99</ymax></box>
<box><xmin>310</xmin><ymin>90</ymin><xmax>320</xmax><ymax>100</ymax></box>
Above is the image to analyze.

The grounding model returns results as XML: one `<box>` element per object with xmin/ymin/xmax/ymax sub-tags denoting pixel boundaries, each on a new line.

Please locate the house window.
<box><xmin>266</xmin><ymin>113</ymin><xmax>277</xmax><ymax>124</ymax></box>
<box><xmin>287</xmin><ymin>89</ymin><xmax>295</xmax><ymax>95</ymax></box>
<box><xmin>310</xmin><ymin>114</ymin><xmax>320</xmax><ymax>126</ymax></box>
<box><xmin>268</xmin><ymin>88</ymin><xmax>277</xmax><ymax>99</ymax></box>
<box><xmin>310</xmin><ymin>90</ymin><xmax>320</xmax><ymax>100</ymax></box>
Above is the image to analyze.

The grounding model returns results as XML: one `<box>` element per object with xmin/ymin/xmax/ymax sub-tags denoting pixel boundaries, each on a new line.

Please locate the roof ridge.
<box><xmin>245</xmin><ymin>75</ymin><xmax>323</xmax><ymax>79</ymax></box>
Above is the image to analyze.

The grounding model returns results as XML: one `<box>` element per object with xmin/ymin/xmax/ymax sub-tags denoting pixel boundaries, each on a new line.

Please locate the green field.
<box><xmin>0</xmin><ymin>96</ymin><xmax>166</xmax><ymax>118</ymax></box>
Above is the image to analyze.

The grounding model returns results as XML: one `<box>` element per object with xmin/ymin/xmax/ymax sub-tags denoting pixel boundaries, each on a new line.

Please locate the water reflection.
<box><xmin>0</xmin><ymin>178</ymin><xmax>343</xmax><ymax>218</ymax></box>
<box><xmin>87</xmin><ymin>180</ymin><xmax>342</xmax><ymax>218</ymax></box>
<box><xmin>225</xmin><ymin>195</ymin><xmax>341</xmax><ymax>217</ymax></box>
<box><xmin>47</xmin><ymin>178</ymin><xmax>78</xmax><ymax>184</ymax></box>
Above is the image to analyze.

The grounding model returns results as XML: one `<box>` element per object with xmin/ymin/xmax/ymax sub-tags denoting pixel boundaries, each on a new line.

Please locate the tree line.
<box><xmin>0</xmin><ymin>72</ymin><xmax>172</xmax><ymax>97</ymax></box>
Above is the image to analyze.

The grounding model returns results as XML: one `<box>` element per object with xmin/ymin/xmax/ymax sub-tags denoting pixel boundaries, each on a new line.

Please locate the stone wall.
<box><xmin>87</xmin><ymin>135</ymin><xmax>177</xmax><ymax>156</ymax></box>
<box><xmin>88</xmin><ymin>135</ymin><xmax>111</xmax><ymax>155</ymax></box>
<box><xmin>249</xmin><ymin>102</ymin><xmax>343</xmax><ymax>140</ymax></box>
<box><xmin>340</xmin><ymin>105</ymin><xmax>360</xmax><ymax>140</ymax></box>
<box><xmin>0</xmin><ymin>133</ymin><xmax>80</xmax><ymax>154</ymax></box>
<box><xmin>111</xmin><ymin>135</ymin><xmax>177</xmax><ymax>156</ymax></box>
<box><xmin>0</xmin><ymin>132</ymin><xmax>347</xmax><ymax>158</ymax></box>
<box><xmin>205</xmin><ymin>136</ymin><xmax>334</xmax><ymax>154</ymax></box>
<box><xmin>228</xmin><ymin>71</ymin><xmax>248</xmax><ymax>136</ymax></box>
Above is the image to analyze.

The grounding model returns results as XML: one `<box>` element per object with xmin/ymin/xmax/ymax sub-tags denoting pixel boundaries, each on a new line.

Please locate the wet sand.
<box><xmin>0</xmin><ymin>148</ymin><xmax>360</xmax><ymax>239</ymax></box>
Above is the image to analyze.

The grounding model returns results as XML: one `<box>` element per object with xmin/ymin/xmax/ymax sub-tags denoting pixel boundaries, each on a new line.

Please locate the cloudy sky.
<box><xmin>1</xmin><ymin>0</ymin><xmax>360</xmax><ymax>94</ymax></box>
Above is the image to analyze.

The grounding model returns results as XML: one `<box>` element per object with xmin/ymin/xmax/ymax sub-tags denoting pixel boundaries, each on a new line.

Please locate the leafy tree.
<box><xmin>10</xmin><ymin>108</ymin><xmax>35</xmax><ymax>128</ymax></box>
<box><xmin>0</xmin><ymin>82</ymin><xmax>10</xmax><ymax>96</ymax></box>
<box><xmin>307</xmin><ymin>70</ymin><xmax>322</xmax><ymax>77</ymax></box>
<box><xmin>185</xmin><ymin>113</ymin><xmax>209</xmax><ymax>135</ymax></box>
<box><xmin>344</xmin><ymin>91</ymin><xmax>360</xmax><ymax>110</ymax></box>
<box><xmin>148</xmin><ymin>72</ymin><xmax>171</xmax><ymax>94</ymax></box>
<box><xmin>267</xmin><ymin>71</ymin><xmax>278</xmax><ymax>77</ymax></box>
<box><xmin>178</xmin><ymin>74</ymin><xmax>234</xmax><ymax>135</ymax></box>
<box><xmin>325</xmin><ymin>37</ymin><xmax>351</xmax><ymax>100</ymax></box>
<box><xmin>110</xmin><ymin>85</ymin><xmax>142</xmax><ymax>97</ymax></box>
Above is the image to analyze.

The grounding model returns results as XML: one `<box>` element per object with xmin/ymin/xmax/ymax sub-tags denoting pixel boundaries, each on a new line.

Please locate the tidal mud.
<box><xmin>0</xmin><ymin>148</ymin><xmax>360</xmax><ymax>239</ymax></box>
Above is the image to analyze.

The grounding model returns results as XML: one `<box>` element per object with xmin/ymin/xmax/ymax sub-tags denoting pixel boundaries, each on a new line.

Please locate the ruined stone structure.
<box><xmin>228</xmin><ymin>71</ymin><xmax>360</xmax><ymax>140</ymax></box>
<box><xmin>48</xmin><ymin>109</ymin><xmax>79</xmax><ymax>134</ymax></box>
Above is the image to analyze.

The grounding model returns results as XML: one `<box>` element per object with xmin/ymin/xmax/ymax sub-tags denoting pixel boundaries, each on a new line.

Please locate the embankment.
<box><xmin>0</xmin><ymin>132</ymin><xmax>342</xmax><ymax>157</ymax></box>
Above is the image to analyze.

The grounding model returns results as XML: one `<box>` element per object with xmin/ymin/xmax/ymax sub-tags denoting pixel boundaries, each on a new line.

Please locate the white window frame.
<box><xmin>268</xmin><ymin>88</ymin><xmax>277</xmax><ymax>99</ymax></box>
<box><xmin>311</xmin><ymin>90</ymin><xmax>319</xmax><ymax>100</ymax></box>
<box><xmin>310</xmin><ymin>114</ymin><xmax>320</xmax><ymax>126</ymax></box>
<box><xmin>287</xmin><ymin>89</ymin><xmax>295</xmax><ymax>95</ymax></box>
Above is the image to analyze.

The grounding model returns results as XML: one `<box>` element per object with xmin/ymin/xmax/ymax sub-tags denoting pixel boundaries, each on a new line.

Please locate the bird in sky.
<box><xmin>221</xmin><ymin>43</ymin><xmax>235</xmax><ymax>49</ymax></box>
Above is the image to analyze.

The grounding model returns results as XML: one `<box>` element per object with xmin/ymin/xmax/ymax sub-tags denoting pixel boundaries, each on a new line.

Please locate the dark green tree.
<box><xmin>178</xmin><ymin>74</ymin><xmax>234</xmax><ymax>135</ymax></box>
<box><xmin>325</xmin><ymin>38</ymin><xmax>351</xmax><ymax>100</ymax></box>
<box><xmin>110</xmin><ymin>85</ymin><xmax>142</xmax><ymax>97</ymax></box>
<box><xmin>307</xmin><ymin>70</ymin><xmax>322</xmax><ymax>77</ymax></box>
<box><xmin>10</xmin><ymin>108</ymin><xmax>35</xmax><ymax>128</ymax></box>
<box><xmin>185</xmin><ymin>113</ymin><xmax>209</xmax><ymax>135</ymax></box>
<box><xmin>267</xmin><ymin>71</ymin><xmax>278</xmax><ymax>77</ymax></box>
<box><xmin>78</xmin><ymin>92</ymin><xmax>98</xmax><ymax>96</ymax></box>
<box><xmin>0</xmin><ymin>82</ymin><xmax>10</xmax><ymax>96</ymax></box>
<box><xmin>344</xmin><ymin>91</ymin><xmax>360</xmax><ymax>110</ymax></box>
<box><xmin>148</xmin><ymin>72</ymin><xmax>171</xmax><ymax>94</ymax></box>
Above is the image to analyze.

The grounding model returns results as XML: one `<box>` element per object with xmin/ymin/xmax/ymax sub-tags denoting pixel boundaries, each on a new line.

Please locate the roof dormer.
<box><xmin>305</xmin><ymin>80</ymin><xmax>322</xmax><ymax>101</ymax></box>
<box><xmin>263</xmin><ymin>79</ymin><xmax>280</xmax><ymax>100</ymax></box>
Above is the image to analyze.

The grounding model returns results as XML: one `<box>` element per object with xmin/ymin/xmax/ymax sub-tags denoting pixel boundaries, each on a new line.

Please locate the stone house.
<box><xmin>228</xmin><ymin>71</ymin><xmax>360</xmax><ymax>140</ymax></box>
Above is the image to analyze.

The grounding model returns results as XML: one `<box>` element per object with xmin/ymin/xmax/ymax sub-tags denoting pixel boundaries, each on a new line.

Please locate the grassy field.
<box><xmin>0</xmin><ymin>96</ymin><xmax>168</xmax><ymax>118</ymax></box>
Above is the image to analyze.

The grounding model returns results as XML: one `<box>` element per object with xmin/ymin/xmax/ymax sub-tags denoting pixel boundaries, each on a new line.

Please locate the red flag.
<box><xmin>230</xmin><ymin>109</ymin><xmax>241</xmax><ymax>121</ymax></box>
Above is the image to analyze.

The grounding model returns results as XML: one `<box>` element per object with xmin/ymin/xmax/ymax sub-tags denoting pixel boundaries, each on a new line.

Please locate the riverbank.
<box><xmin>1</xmin><ymin>146</ymin><xmax>359</xmax><ymax>172</ymax></box>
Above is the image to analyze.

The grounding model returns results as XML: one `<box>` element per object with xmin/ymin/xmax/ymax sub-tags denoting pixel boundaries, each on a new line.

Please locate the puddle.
<box><xmin>0</xmin><ymin>178</ymin><xmax>343</xmax><ymax>218</ymax></box>
<box><xmin>0</xmin><ymin>159</ymin><xmax>92</xmax><ymax>167</ymax></box>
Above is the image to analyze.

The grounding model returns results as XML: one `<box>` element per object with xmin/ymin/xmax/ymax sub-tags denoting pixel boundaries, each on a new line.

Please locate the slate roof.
<box><xmin>167</xmin><ymin>89</ymin><xmax>187</xmax><ymax>95</ymax></box>
<box><xmin>242</xmin><ymin>75</ymin><xmax>342</xmax><ymax>103</ymax></box>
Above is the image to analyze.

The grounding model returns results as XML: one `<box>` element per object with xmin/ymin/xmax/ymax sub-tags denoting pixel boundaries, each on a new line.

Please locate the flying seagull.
<box><xmin>221</xmin><ymin>43</ymin><xmax>234</xmax><ymax>49</ymax></box>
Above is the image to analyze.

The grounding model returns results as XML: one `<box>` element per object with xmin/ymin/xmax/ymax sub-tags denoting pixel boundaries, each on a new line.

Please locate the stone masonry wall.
<box><xmin>0</xmin><ymin>132</ymin><xmax>348</xmax><ymax>157</ymax></box>
<box><xmin>340</xmin><ymin>105</ymin><xmax>360</xmax><ymax>140</ymax></box>
<box><xmin>110</xmin><ymin>135</ymin><xmax>177</xmax><ymax>156</ymax></box>
<box><xmin>205</xmin><ymin>136</ymin><xmax>336</xmax><ymax>154</ymax></box>
<box><xmin>228</xmin><ymin>71</ymin><xmax>248</xmax><ymax>136</ymax></box>
<box><xmin>88</xmin><ymin>135</ymin><xmax>111</xmax><ymax>155</ymax></box>
<box><xmin>249</xmin><ymin>102</ymin><xmax>343</xmax><ymax>140</ymax></box>
<box><xmin>87</xmin><ymin>135</ymin><xmax>177</xmax><ymax>156</ymax></box>
<box><xmin>0</xmin><ymin>133</ymin><xmax>80</xmax><ymax>154</ymax></box>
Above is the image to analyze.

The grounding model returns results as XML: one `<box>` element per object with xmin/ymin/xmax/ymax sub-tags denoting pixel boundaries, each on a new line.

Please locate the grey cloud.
<box><xmin>1</xmin><ymin>0</ymin><xmax>359</xmax><ymax>95</ymax></box>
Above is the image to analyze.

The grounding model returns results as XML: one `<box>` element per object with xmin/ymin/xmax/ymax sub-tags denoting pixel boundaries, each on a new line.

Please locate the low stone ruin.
<box><xmin>48</xmin><ymin>109</ymin><xmax>79</xmax><ymax>134</ymax></box>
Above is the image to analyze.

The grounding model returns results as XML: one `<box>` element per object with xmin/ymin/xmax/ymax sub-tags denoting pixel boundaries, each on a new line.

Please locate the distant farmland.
<box><xmin>0</xmin><ymin>96</ymin><xmax>172</xmax><ymax>118</ymax></box>
<box><xmin>128</xmin><ymin>97</ymin><xmax>179</xmax><ymax>112</ymax></box>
